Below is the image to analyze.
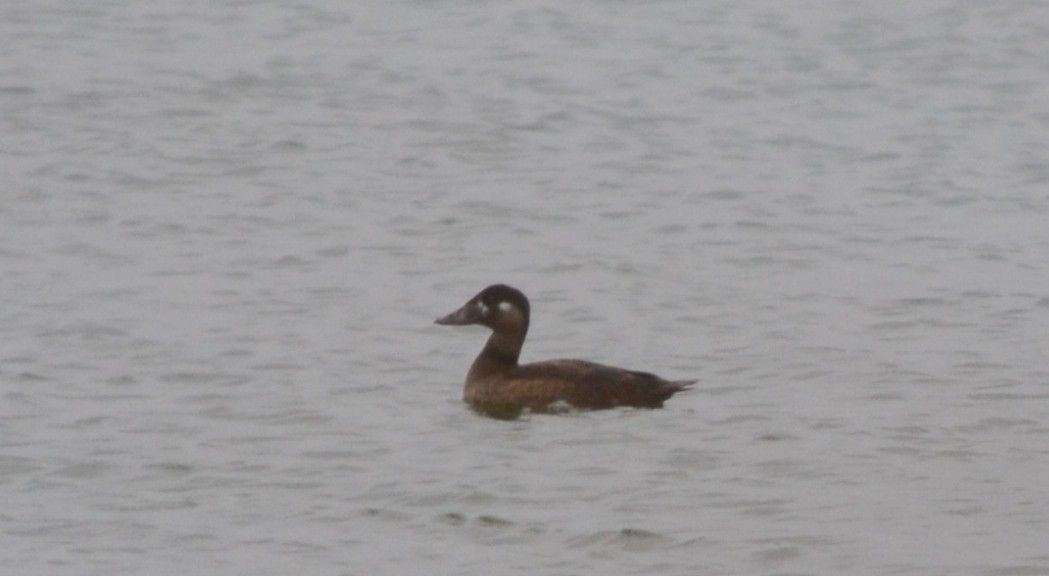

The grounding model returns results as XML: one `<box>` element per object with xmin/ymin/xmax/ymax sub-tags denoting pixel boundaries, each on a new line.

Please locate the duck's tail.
<box><xmin>669</xmin><ymin>379</ymin><xmax>696</xmax><ymax>392</ymax></box>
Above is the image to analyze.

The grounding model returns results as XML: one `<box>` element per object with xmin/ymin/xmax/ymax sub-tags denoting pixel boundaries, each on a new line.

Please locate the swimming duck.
<box><xmin>435</xmin><ymin>284</ymin><xmax>694</xmax><ymax>418</ymax></box>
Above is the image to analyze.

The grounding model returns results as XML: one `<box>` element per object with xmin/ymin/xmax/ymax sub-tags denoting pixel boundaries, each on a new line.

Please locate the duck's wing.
<box><xmin>510</xmin><ymin>359</ymin><xmax>693</xmax><ymax>409</ymax></box>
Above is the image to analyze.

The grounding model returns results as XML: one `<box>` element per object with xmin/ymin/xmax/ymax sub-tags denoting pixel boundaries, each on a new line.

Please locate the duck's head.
<box><xmin>435</xmin><ymin>284</ymin><xmax>530</xmax><ymax>331</ymax></box>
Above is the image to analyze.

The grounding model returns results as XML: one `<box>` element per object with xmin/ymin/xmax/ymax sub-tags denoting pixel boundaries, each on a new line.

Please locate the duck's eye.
<box><xmin>497</xmin><ymin>301</ymin><xmax>513</xmax><ymax>313</ymax></box>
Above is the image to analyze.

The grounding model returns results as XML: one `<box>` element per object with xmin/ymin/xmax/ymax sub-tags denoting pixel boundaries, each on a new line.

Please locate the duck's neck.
<box><xmin>468</xmin><ymin>327</ymin><xmax>526</xmax><ymax>379</ymax></box>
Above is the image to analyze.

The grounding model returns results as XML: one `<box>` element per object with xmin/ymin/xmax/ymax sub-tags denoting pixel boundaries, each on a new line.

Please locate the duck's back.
<box><xmin>465</xmin><ymin>358</ymin><xmax>694</xmax><ymax>412</ymax></box>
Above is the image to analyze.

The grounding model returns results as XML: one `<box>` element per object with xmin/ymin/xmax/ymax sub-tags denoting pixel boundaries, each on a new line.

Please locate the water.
<box><xmin>3</xmin><ymin>1</ymin><xmax>1049</xmax><ymax>574</ymax></box>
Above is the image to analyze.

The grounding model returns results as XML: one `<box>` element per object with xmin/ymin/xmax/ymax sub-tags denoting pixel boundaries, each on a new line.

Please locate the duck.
<box><xmin>435</xmin><ymin>284</ymin><xmax>694</xmax><ymax>418</ymax></box>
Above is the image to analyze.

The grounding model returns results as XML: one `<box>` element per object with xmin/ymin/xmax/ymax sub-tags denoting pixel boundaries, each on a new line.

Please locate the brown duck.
<box><xmin>436</xmin><ymin>284</ymin><xmax>694</xmax><ymax>418</ymax></box>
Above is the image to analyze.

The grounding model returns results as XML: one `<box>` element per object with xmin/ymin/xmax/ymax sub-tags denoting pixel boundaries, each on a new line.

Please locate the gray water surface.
<box><xmin>3</xmin><ymin>1</ymin><xmax>1049</xmax><ymax>575</ymax></box>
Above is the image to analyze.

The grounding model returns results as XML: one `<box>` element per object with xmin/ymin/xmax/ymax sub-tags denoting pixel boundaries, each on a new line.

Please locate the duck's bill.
<box><xmin>434</xmin><ymin>302</ymin><xmax>478</xmax><ymax>325</ymax></box>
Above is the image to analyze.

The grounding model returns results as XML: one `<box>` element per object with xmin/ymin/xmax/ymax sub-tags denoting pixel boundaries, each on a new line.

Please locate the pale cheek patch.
<box><xmin>497</xmin><ymin>301</ymin><xmax>524</xmax><ymax>325</ymax></box>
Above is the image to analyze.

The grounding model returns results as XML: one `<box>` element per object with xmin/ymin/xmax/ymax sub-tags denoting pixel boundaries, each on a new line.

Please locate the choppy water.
<box><xmin>3</xmin><ymin>1</ymin><xmax>1049</xmax><ymax>574</ymax></box>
